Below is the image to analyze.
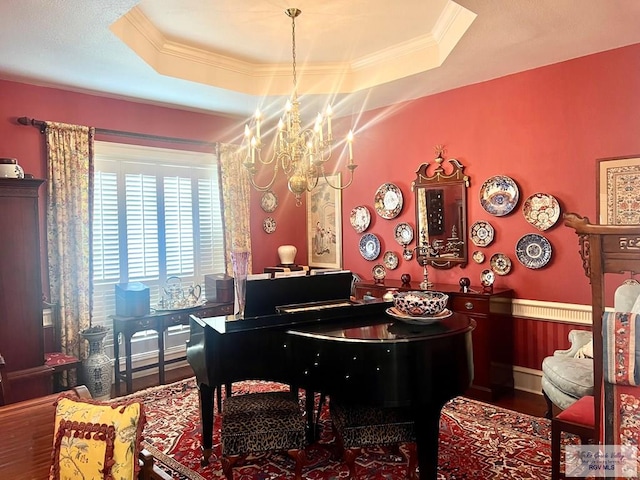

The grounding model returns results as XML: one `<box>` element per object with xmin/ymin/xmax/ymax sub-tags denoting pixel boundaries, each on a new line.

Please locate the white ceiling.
<box><xmin>1</xmin><ymin>0</ymin><xmax>640</xmax><ymax>120</ymax></box>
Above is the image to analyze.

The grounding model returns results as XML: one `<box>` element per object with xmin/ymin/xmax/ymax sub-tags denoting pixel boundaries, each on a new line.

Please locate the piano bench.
<box><xmin>220</xmin><ymin>391</ymin><xmax>307</xmax><ymax>480</ymax></box>
<box><xmin>330</xmin><ymin>399</ymin><xmax>417</xmax><ymax>480</ymax></box>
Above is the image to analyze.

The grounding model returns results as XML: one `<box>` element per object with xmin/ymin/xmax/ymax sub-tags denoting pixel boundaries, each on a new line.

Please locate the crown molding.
<box><xmin>110</xmin><ymin>1</ymin><xmax>475</xmax><ymax>96</ymax></box>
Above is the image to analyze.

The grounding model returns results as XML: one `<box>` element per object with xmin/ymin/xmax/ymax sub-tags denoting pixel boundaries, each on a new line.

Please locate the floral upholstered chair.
<box><xmin>541</xmin><ymin>330</ymin><xmax>594</xmax><ymax>418</ymax></box>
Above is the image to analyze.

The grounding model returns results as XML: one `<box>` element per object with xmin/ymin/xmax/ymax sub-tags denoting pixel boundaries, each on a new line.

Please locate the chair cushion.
<box><xmin>49</xmin><ymin>395</ymin><xmax>146</xmax><ymax>480</ymax></box>
<box><xmin>221</xmin><ymin>392</ymin><xmax>306</xmax><ymax>456</ymax></box>
<box><xmin>542</xmin><ymin>355</ymin><xmax>593</xmax><ymax>399</ymax></box>
<box><xmin>331</xmin><ymin>401</ymin><xmax>415</xmax><ymax>448</ymax></box>
<box><xmin>556</xmin><ymin>395</ymin><xmax>595</xmax><ymax>426</ymax></box>
<box><xmin>45</xmin><ymin>352</ymin><xmax>81</xmax><ymax>368</ymax></box>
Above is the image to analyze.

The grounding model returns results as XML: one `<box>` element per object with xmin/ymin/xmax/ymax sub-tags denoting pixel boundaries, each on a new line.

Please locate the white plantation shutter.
<box><xmin>125</xmin><ymin>173</ymin><xmax>160</xmax><ymax>279</ymax></box>
<box><xmin>197</xmin><ymin>178</ymin><xmax>225</xmax><ymax>274</ymax></box>
<box><xmin>93</xmin><ymin>171</ymin><xmax>119</xmax><ymax>282</ymax></box>
<box><xmin>164</xmin><ymin>176</ymin><xmax>195</xmax><ymax>276</ymax></box>
<box><xmin>92</xmin><ymin>141</ymin><xmax>224</xmax><ymax>360</ymax></box>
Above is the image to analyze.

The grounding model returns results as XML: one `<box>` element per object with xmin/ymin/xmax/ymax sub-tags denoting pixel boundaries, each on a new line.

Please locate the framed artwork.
<box><xmin>307</xmin><ymin>174</ymin><xmax>343</xmax><ymax>268</ymax></box>
<box><xmin>597</xmin><ymin>156</ymin><xmax>640</xmax><ymax>225</ymax></box>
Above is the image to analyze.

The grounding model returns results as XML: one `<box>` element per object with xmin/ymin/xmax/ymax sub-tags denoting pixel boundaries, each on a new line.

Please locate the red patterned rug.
<box><xmin>123</xmin><ymin>378</ymin><xmax>553</xmax><ymax>479</ymax></box>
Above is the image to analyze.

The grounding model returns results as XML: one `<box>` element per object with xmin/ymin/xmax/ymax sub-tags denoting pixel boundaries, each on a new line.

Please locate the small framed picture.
<box><xmin>306</xmin><ymin>174</ymin><xmax>343</xmax><ymax>268</ymax></box>
<box><xmin>597</xmin><ymin>155</ymin><xmax>640</xmax><ymax>224</ymax></box>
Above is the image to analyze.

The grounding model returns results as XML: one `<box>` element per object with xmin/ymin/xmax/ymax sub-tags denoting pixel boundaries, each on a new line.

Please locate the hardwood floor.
<box><xmin>115</xmin><ymin>365</ymin><xmax>549</xmax><ymax>418</ymax></box>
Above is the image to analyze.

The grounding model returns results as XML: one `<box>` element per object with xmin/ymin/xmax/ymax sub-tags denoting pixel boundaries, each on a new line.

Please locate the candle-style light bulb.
<box><xmin>250</xmin><ymin>136</ymin><xmax>257</xmax><ymax>164</ymax></box>
<box><xmin>254</xmin><ymin>109</ymin><xmax>262</xmax><ymax>139</ymax></box>
<box><xmin>326</xmin><ymin>105</ymin><xmax>333</xmax><ymax>138</ymax></box>
<box><xmin>307</xmin><ymin>140</ymin><xmax>314</xmax><ymax>165</ymax></box>
<box><xmin>347</xmin><ymin>130</ymin><xmax>354</xmax><ymax>163</ymax></box>
<box><xmin>285</xmin><ymin>100</ymin><xmax>292</xmax><ymax>131</ymax></box>
<box><xmin>277</xmin><ymin>118</ymin><xmax>284</xmax><ymax>148</ymax></box>
<box><xmin>315</xmin><ymin>113</ymin><xmax>323</xmax><ymax>142</ymax></box>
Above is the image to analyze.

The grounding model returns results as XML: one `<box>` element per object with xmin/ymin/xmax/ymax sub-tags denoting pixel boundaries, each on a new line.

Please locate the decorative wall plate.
<box><xmin>515</xmin><ymin>233</ymin><xmax>553</xmax><ymax>269</ymax></box>
<box><xmin>372</xmin><ymin>264</ymin><xmax>386</xmax><ymax>281</ymax></box>
<box><xmin>472</xmin><ymin>251</ymin><xmax>485</xmax><ymax>264</ymax></box>
<box><xmin>383</xmin><ymin>251</ymin><xmax>399</xmax><ymax>270</ymax></box>
<box><xmin>479</xmin><ymin>175</ymin><xmax>520</xmax><ymax>216</ymax></box>
<box><xmin>374</xmin><ymin>183</ymin><xmax>403</xmax><ymax>219</ymax></box>
<box><xmin>402</xmin><ymin>247</ymin><xmax>414</xmax><ymax>260</ymax></box>
<box><xmin>522</xmin><ymin>193</ymin><xmax>561</xmax><ymax>231</ymax></box>
<box><xmin>263</xmin><ymin>217</ymin><xmax>276</xmax><ymax>234</ymax></box>
<box><xmin>260</xmin><ymin>191</ymin><xmax>278</xmax><ymax>213</ymax></box>
<box><xmin>469</xmin><ymin>220</ymin><xmax>495</xmax><ymax>247</ymax></box>
<box><xmin>350</xmin><ymin>205</ymin><xmax>371</xmax><ymax>233</ymax></box>
<box><xmin>480</xmin><ymin>269</ymin><xmax>495</xmax><ymax>287</ymax></box>
<box><xmin>359</xmin><ymin>233</ymin><xmax>381</xmax><ymax>261</ymax></box>
<box><xmin>394</xmin><ymin>222</ymin><xmax>414</xmax><ymax>245</ymax></box>
<box><xmin>490</xmin><ymin>253</ymin><xmax>512</xmax><ymax>275</ymax></box>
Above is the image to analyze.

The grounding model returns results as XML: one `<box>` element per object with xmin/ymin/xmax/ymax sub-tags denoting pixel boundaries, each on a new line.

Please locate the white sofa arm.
<box><xmin>553</xmin><ymin>329</ymin><xmax>592</xmax><ymax>358</ymax></box>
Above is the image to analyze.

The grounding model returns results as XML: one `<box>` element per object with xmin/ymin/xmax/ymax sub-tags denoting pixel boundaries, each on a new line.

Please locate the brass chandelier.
<box><xmin>242</xmin><ymin>8</ymin><xmax>356</xmax><ymax>206</ymax></box>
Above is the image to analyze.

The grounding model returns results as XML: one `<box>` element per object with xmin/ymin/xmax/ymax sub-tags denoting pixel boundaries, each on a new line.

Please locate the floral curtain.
<box><xmin>219</xmin><ymin>142</ymin><xmax>252</xmax><ymax>273</ymax></box>
<box><xmin>45</xmin><ymin>122</ymin><xmax>94</xmax><ymax>361</ymax></box>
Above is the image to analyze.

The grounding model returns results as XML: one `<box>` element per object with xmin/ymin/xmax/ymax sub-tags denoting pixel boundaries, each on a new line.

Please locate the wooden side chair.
<box><xmin>550</xmin><ymin>395</ymin><xmax>595</xmax><ymax>479</ymax></box>
<box><xmin>330</xmin><ymin>397</ymin><xmax>417</xmax><ymax>479</ymax></box>
<box><xmin>43</xmin><ymin>302</ymin><xmax>83</xmax><ymax>392</ymax></box>
<box><xmin>219</xmin><ymin>390</ymin><xmax>307</xmax><ymax>480</ymax></box>
<box><xmin>0</xmin><ymin>354</ymin><xmax>10</xmax><ymax>406</ymax></box>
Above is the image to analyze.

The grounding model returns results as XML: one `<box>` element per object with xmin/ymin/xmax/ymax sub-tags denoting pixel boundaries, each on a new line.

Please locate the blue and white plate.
<box><xmin>470</xmin><ymin>220</ymin><xmax>495</xmax><ymax>247</ymax></box>
<box><xmin>479</xmin><ymin>175</ymin><xmax>520</xmax><ymax>216</ymax></box>
<box><xmin>490</xmin><ymin>252</ymin><xmax>512</xmax><ymax>275</ymax></box>
<box><xmin>359</xmin><ymin>233</ymin><xmax>381</xmax><ymax>261</ymax></box>
<box><xmin>515</xmin><ymin>233</ymin><xmax>552</xmax><ymax>269</ymax></box>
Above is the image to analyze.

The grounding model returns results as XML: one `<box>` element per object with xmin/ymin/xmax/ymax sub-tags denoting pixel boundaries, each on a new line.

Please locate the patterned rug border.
<box><xmin>144</xmin><ymin>442</ymin><xmax>206</xmax><ymax>480</ymax></box>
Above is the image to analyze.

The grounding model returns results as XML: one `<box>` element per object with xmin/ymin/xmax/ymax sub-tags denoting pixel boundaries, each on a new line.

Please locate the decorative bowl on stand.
<box><xmin>392</xmin><ymin>290</ymin><xmax>449</xmax><ymax>317</ymax></box>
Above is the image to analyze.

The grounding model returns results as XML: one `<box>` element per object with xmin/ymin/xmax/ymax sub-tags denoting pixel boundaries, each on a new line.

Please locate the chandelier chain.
<box><xmin>241</xmin><ymin>7</ymin><xmax>357</xmax><ymax>205</ymax></box>
<box><xmin>291</xmin><ymin>13</ymin><xmax>297</xmax><ymax>93</ymax></box>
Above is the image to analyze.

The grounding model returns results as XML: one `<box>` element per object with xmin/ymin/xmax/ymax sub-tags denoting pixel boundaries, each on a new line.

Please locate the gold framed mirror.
<box><xmin>412</xmin><ymin>148</ymin><xmax>469</xmax><ymax>270</ymax></box>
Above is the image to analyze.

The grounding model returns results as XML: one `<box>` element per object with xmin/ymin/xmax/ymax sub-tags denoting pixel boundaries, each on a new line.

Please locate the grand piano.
<box><xmin>187</xmin><ymin>271</ymin><xmax>475</xmax><ymax>478</ymax></box>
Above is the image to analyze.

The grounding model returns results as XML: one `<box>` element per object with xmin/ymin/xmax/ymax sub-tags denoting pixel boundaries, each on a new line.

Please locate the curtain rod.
<box><xmin>17</xmin><ymin>116</ymin><xmax>216</xmax><ymax>148</ymax></box>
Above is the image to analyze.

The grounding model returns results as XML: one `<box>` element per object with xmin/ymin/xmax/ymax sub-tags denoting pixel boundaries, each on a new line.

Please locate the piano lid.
<box><xmin>244</xmin><ymin>271</ymin><xmax>354</xmax><ymax>318</ymax></box>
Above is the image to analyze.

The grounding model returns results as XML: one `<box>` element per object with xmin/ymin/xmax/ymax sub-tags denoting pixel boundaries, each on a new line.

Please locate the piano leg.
<box><xmin>413</xmin><ymin>404</ymin><xmax>443</xmax><ymax>479</ymax></box>
<box><xmin>304</xmin><ymin>389</ymin><xmax>316</xmax><ymax>442</ymax></box>
<box><xmin>197</xmin><ymin>382</ymin><xmax>215</xmax><ymax>466</ymax></box>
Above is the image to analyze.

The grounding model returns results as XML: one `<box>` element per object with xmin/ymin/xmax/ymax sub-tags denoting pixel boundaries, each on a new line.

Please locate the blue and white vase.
<box><xmin>81</xmin><ymin>328</ymin><xmax>112</xmax><ymax>400</ymax></box>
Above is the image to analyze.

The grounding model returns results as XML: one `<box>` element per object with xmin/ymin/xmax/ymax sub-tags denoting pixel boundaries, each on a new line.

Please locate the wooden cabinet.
<box><xmin>0</xmin><ymin>179</ymin><xmax>52</xmax><ymax>402</ymax></box>
<box><xmin>354</xmin><ymin>279</ymin><xmax>514</xmax><ymax>401</ymax></box>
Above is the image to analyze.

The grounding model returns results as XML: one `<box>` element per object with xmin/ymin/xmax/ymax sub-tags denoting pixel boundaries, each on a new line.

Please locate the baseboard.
<box><xmin>514</xmin><ymin>365</ymin><xmax>542</xmax><ymax>396</ymax></box>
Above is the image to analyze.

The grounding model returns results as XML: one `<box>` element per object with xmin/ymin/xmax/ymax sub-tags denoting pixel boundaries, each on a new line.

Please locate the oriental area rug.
<box><xmin>126</xmin><ymin>378</ymin><xmax>553</xmax><ymax>479</ymax></box>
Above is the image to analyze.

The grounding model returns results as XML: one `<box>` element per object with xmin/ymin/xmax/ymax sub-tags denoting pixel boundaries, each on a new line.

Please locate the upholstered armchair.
<box><xmin>541</xmin><ymin>329</ymin><xmax>593</xmax><ymax>418</ymax></box>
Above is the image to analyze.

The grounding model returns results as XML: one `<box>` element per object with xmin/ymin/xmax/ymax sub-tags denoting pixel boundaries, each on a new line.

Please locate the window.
<box><xmin>92</xmin><ymin>141</ymin><xmax>225</xmax><ymax>360</ymax></box>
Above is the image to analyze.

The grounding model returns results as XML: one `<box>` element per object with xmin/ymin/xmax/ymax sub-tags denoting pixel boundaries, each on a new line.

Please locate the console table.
<box><xmin>354</xmin><ymin>279</ymin><xmax>514</xmax><ymax>401</ymax></box>
<box><xmin>112</xmin><ymin>302</ymin><xmax>233</xmax><ymax>395</ymax></box>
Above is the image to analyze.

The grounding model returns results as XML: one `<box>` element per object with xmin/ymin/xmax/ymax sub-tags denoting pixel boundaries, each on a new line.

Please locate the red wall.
<box><xmin>1</xmin><ymin>42</ymin><xmax>639</xmax><ymax>311</ymax></box>
<box><xmin>253</xmin><ymin>43</ymin><xmax>640</xmax><ymax>308</ymax></box>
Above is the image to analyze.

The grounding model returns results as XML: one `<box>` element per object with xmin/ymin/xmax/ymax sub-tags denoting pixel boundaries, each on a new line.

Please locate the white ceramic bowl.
<box><xmin>0</xmin><ymin>158</ymin><xmax>24</xmax><ymax>178</ymax></box>
<box><xmin>393</xmin><ymin>290</ymin><xmax>449</xmax><ymax>316</ymax></box>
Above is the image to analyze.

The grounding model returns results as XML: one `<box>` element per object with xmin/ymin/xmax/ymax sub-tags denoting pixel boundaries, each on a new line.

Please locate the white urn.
<box><xmin>277</xmin><ymin>245</ymin><xmax>297</xmax><ymax>265</ymax></box>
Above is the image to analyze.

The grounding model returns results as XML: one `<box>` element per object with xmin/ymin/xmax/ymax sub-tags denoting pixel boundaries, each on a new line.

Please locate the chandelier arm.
<box><xmin>254</xmin><ymin>144</ymin><xmax>280</xmax><ymax>166</ymax></box>
<box><xmin>318</xmin><ymin>166</ymin><xmax>357</xmax><ymax>190</ymax></box>
<box><xmin>305</xmin><ymin>167</ymin><xmax>320</xmax><ymax>192</ymax></box>
<box><xmin>246</xmin><ymin>160</ymin><xmax>280</xmax><ymax>192</ymax></box>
